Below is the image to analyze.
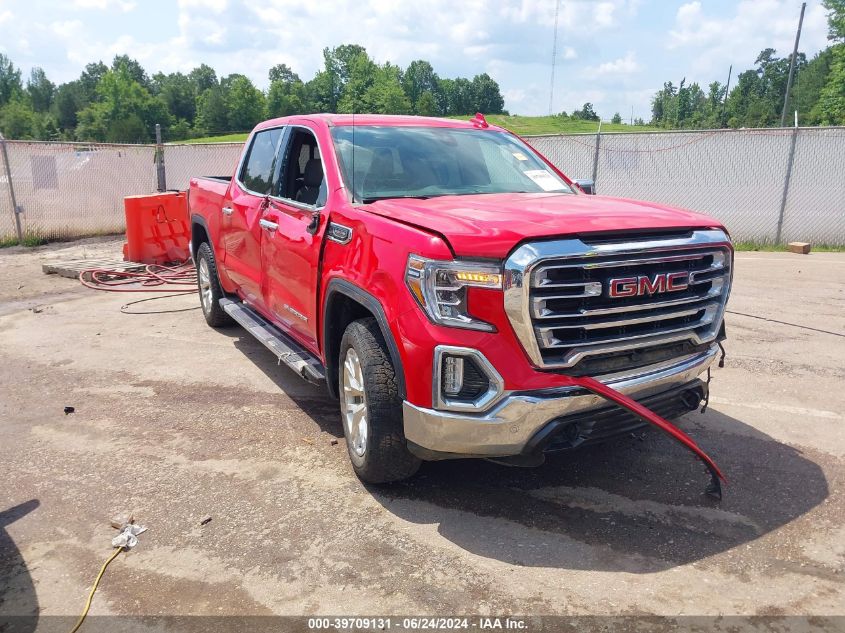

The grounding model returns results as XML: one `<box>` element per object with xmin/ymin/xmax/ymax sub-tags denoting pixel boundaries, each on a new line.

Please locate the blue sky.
<box><xmin>0</xmin><ymin>0</ymin><xmax>833</xmax><ymax>120</ymax></box>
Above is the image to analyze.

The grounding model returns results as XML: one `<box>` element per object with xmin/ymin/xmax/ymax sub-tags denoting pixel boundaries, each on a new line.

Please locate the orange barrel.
<box><xmin>122</xmin><ymin>191</ymin><xmax>190</xmax><ymax>264</ymax></box>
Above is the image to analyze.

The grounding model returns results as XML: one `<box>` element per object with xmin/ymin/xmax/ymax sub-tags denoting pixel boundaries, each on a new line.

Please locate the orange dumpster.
<box><xmin>122</xmin><ymin>191</ymin><xmax>190</xmax><ymax>264</ymax></box>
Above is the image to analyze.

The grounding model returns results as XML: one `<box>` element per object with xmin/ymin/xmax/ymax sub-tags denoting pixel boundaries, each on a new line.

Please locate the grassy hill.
<box><xmin>180</xmin><ymin>115</ymin><xmax>658</xmax><ymax>143</ymax></box>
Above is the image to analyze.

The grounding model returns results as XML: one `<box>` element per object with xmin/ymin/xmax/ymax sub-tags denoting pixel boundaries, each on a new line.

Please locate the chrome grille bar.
<box><xmin>503</xmin><ymin>229</ymin><xmax>733</xmax><ymax>373</ymax></box>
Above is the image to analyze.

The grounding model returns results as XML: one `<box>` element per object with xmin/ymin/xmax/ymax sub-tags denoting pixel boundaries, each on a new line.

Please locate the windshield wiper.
<box><xmin>361</xmin><ymin>195</ymin><xmax>431</xmax><ymax>204</ymax></box>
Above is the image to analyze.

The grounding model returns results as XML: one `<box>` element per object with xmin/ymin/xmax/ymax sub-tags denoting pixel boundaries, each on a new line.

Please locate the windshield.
<box><xmin>330</xmin><ymin>125</ymin><xmax>574</xmax><ymax>202</ymax></box>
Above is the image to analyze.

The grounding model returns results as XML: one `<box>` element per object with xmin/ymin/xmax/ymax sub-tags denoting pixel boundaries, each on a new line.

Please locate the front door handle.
<box><xmin>221</xmin><ymin>206</ymin><xmax>233</xmax><ymax>216</ymax></box>
<box><xmin>259</xmin><ymin>218</ymin><xmax>278</xmax><ymax>232</ymax></box>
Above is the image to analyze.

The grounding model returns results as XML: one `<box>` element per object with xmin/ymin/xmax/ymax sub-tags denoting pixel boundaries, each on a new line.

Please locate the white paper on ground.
<box><xmin>523</xmin><ymin>169</ymin><xmax>567</xmax><ymax>192</ymax></box>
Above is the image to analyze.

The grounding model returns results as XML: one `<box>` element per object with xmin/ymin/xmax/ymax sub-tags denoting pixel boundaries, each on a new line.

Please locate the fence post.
<box><xmin>775</xmin><ymin>127</ymin><xmax>799</xmax><ymax>245</ymax></box>
<box><xmin>155</xmin><ymin>123</ymin><xmax>167</xmax><ymax>192</ymax></box>
<box><xmin>591</xmin><ymin>122</ymin><xmax>602</xmax><ymax>186</ymax></box>
<box><xmin>0</xmin><ymin>133</ymin><xmax>23</xmax><ymax>245</ymax></box>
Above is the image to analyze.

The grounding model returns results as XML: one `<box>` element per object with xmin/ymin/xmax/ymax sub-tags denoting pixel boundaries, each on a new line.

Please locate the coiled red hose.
<box><xmin>79</xmin><ymin>262</ymin><xmax>197</xmax><ymax>292</ymax></box>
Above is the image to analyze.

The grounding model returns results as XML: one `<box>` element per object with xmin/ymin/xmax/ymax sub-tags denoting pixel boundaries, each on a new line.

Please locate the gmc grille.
<box><xmin>503</xmin><ymin>230</ymin><xmax>732</xmax><ymax>376</ymax></box>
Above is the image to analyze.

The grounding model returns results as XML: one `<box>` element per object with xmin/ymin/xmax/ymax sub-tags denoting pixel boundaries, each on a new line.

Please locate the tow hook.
<box><xmin>573</xmin><ymin>376</ymin><xmax>726</xmax><ymax>500</ymax></box>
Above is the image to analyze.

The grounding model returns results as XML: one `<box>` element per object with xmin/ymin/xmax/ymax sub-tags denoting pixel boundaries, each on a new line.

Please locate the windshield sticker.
<box><xmin>523</xmin><ymin>169</ymin><xmax>567</xmax><ymax>192</ymax></box>
<box><xmin>512</xmin><ymin>151</ymin><xmax>529</xmax><ymax>161</ymax></box>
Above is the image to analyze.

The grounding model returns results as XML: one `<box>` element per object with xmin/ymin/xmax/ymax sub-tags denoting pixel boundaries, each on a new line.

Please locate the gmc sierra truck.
<box><xmin>189</xmin><ymin>113</ymin><xmax>732</xmax><ymax>494</ymax></box>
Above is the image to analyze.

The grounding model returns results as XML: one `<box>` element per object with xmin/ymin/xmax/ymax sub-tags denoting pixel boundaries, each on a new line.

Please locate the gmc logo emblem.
<box><xmin>608</xmin><ymin>272</ymin><xmax>689</xmax><ymax>298</ymax></box>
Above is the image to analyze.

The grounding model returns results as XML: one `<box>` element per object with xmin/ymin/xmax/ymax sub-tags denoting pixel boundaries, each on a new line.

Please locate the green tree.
<box><xmin>441</xmin><ymin>77</ymin><xmax>473</xmax><ymax>114</ymax></box>
<box><xmin>365</xmin><ymin>63</ymin><xmax>412</xmax><ymax>114</ymax></box>
<box><xmin>225</xmin><ymin>75</ymin><xmax>265</xmax><ymax>130</ymax></box>
<box><xmin>195</xmin><ymin>86</ymin><xmax>228</xmax><ymax>134</ymax></box>
<box><xmin>337</xmin><ymin>50</ymin><xmax>377</xmax><ymax>113</ymax></box>
<box><xmin>52</xmin><ymin>81</ymin><xmax>84</xmax><ymax>132</ymax></box>
<box><xmin>402</xmin><ymin>60</ymin><xmax>439</xmax><ymax>111</ymax></box>
<box><xmin>268</xmin><ymin>63</ymin><xmax>300</xmax><ymax>84</ymax></box>
<box><xmin>267</xmin><ymin>76</ymin><xmax>307</xmax><ymax>118</ymax></box>
<box><xmin>470</xmin><ymin>73</ymin><xmax>505</xmax><ymax>113</ymax></box>
<box><xmin>111</xmin><ymin>55</ymin><xmax>149</xmax><ymax>89</ymax></box>
<box><xmin>611</xmin><ymin>112</ymin><xmax>622</xmax><ymax>124</ymax></box>
<box><xmin>816</xmin><ymin>1</ymin><xmax>845</xmax><ymax>124</ymax></box>
<box><xmin>0</xmin><ymin>54</ymin><xmax>23</xmax><ymax>107</ymax></box>
<box><xmin>824</xmin><ymin>0</ymin><xmax>845</xmax><ymax>40</ymax></box>
<box><xmin>75</xmin><ymin>65</ymin><xmax>170</xmax><ymax>142</ymax></box>
<box><xmin>26</xmin><ymin>68</ymin><xmax>55</xmax><ymax>113</ymax></box>
<box><xmin>797</xmin><ymin>48</ymin><xmax>835</xmax><ymax>124</ymax></box>
<box><xmin>189</xmin><ymin>64</ymin><xmax>218</xmax><ymax>94</ymax></box>
<box><xmin>79</xmin><ymin>61</ymin><xmax>108</xmax><ymax>103</ymax></box>
<box><xmin>416</xmin><ymin>90</ymin><xmax>438</xmax><ymax>116</ymax></box>
<box><xmin>815</xmin><ymin>44</ymin><xmax>845</xmax><ymax>124</ymax></box>
<box><xmin>152</xmin><ymin>72</ymin><xmax>196</xmax><ymax>123</ymax></box>
<box><xmin>572</xmin><ymin>102</ymin><xmax>600</xmax><ymax>121</ymax></box>
<box><xmin>0</xmin><ymin>98</ymin><xmax>36</xmax><ymax>138</ymax></box>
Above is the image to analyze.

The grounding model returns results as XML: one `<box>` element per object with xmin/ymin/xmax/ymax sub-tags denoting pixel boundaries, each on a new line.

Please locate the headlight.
<box><xmin>405</xmin><ymin>255</ymin><xmax>502</xmax><ymax>331</ymax></box>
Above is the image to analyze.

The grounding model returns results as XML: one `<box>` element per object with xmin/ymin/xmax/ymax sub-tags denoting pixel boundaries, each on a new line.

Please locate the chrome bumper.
<box><xmin>402</xmin><ymin>346</ymin><xmax>718</xmax><ymax>458</ymax></box>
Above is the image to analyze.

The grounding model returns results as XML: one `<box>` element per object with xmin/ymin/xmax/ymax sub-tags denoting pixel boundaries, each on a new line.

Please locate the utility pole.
<box><xmin>720</xmin><ymin>65</ymin><xmax>732</xmax><ymax>125</ymax></box>
<box><xmin>780</xmin><ymin>2</ymin><xmax>806</xmax><ymax>127</ymax></box>
<box><xmin>548</xmin><ymin>0</ymin><xmax>560</xmax><ymax>115</ymax></box>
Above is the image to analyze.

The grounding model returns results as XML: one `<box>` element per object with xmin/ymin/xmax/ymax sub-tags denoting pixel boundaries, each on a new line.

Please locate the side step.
<box><xmin>220</xmin><ymin>298</ymin><xmax>326</xmax><ymax>386</ymax></box>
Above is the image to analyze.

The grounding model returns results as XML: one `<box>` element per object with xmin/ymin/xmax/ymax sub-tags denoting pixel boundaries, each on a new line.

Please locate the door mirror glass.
<box><xmin>573</xmin><ymin>178</ymin><xmax>596</xmax><ymax>195</ymax></box>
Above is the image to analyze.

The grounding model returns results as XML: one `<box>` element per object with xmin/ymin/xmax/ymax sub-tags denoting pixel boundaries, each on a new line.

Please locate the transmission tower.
<box><xmin>549</xmin><ymin>0</ymin><xmax>560</xmax><ymax>115</ymax></box>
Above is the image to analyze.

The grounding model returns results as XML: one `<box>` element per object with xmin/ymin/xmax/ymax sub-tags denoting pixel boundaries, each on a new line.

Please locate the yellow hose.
<box><xmin>68</xmin><ymin>547</ymin><xmax>124</xmax><ymax>633</ymax></box>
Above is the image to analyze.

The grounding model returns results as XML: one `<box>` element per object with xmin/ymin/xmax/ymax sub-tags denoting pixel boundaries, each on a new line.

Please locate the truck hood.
<box><xmin>364</xmin><ymin>192</ymin><xmax>723</xmax><ymax>259</ymax></box>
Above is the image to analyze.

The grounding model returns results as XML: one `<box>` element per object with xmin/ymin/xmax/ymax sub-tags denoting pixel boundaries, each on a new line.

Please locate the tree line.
<box><xmin>647</xmin><ymin>0</ymin><xmax>844</xmax><ymax>129</ymax></box>
<box><xmin>0</xmin><ymin>44</ymin><xmax>505</xmax><ymax>142</ymax></box>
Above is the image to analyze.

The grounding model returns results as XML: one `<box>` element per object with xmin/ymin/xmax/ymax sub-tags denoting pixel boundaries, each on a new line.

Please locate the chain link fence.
<box><xmin>1</xmin><ymin>128</ymin><xmax>843</xmax><ymax>245</ymax></box>
<box><xmin>527</xmin><ymin>127</ymin><xmax>845</xmax><ymax>245</ymax></box>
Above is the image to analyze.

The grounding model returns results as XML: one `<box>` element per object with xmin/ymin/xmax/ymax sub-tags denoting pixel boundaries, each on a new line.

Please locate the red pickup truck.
<box><xmin>189</xmin><ymin>113</ymin><xmax>732</xmax><ymax>492</ymax></box>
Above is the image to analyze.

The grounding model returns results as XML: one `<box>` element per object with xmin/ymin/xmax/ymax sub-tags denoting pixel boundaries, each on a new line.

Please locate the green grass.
<box><xmin>182</xmin><ymin>115</ymin><xmax>659</xmax><ymax>143</ymax></box>
<box><xmin>449</xmin><ymin>114</ymin><xmax>660</xmax><ymax>135</ymax></box>
<box><xmin>180</xmin><ymin>132</ymin><xmax>249</xmax><ymax>144</ymax></box>
<box><xmin>734</xmin><ymin>241</ymin><xmax>845</xmax><ymax>252</ymax></box>
<box><xmin>0</xmin><ymin>234</ymin><xmax>49</xmax><ymax>248</ymax></box>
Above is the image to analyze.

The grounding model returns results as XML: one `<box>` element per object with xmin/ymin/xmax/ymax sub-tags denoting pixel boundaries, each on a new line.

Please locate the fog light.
<box><xmin>442</xmin><ymin>356</ymin><xmax>465</xmax><ymax>396</ymax></box>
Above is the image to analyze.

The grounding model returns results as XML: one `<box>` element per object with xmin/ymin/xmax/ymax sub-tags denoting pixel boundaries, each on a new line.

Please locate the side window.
<box><xmin>239</xmin><ymin>127</ymin><xmax>283</xmax><ymax>195</ymax></box>
<box><xmin>279</xmin><ymin>128</ymin><xmax>326</xmax><ymax>207</ymax></box>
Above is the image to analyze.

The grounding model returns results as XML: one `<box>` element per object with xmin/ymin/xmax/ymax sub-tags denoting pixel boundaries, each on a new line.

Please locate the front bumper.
<box><xmin>402</xmin><ymin>345</ymin><xmax>718</xmax><ymax>459</ymax></box>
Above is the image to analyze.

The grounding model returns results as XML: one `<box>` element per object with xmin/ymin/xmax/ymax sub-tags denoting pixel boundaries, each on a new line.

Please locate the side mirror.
<box><xmin>573</xmin><ymin>178</ymin><xmax>596</xmax><ymax>195</ymax></box>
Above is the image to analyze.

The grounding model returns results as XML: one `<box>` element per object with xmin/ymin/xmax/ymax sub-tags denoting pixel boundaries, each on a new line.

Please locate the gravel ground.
<box><xmin>0</xmin><ymin>238</ymin><xmax>843</xmax><ymax>629</ymax></box>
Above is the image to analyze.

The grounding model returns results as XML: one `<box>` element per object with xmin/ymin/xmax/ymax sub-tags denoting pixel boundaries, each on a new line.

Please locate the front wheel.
<box><xmin>196</xmin><ymin>242</ymin><xmax>233</xmax><ymax>328</ymax></box>
<box><xmin>339</xmin><ymin>318</ymin><xmax>421</xmax><ymax>483</ymax></box>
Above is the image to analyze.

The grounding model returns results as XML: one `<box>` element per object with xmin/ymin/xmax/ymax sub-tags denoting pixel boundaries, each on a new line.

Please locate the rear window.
<box><xmin>239</xmin><ymin>127</ymin><xmax>283</xmax><ymax>194</ymax></box>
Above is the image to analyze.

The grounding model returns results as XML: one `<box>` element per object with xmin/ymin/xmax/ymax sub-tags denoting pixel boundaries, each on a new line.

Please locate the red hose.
<box><xmin>79</xmin><ymin>262</ymin><xmax>197</xmax><ymax>292</ymax></box>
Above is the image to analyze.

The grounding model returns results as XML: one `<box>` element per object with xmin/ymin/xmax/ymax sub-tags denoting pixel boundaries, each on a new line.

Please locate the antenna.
<box><xmin>548</xmin><ymin>0</ymin><xmax>560</xmax><ymax>115</ymax></box>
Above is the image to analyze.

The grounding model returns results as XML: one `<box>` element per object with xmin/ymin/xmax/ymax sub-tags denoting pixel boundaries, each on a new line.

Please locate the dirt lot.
<box><xmin>0</xmin><ymin>238</ymin><xmax>843</xmax><ymax>626</ymax></box>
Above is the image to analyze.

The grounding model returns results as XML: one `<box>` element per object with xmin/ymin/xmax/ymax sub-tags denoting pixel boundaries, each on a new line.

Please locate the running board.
<box><xmin>220</xmin><ymin>298</ymin><xmax>326</xmax><ymax>386</ymax></box>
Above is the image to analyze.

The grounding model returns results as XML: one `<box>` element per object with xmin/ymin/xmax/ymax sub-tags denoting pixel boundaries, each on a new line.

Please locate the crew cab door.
<box><xmin>259</xmin><ymin>125</ymin><xmax>328</xmax><ymax>353</ymax></box>
<box><xmin>220</xmin><ymin>126</ymin><xmax>284</xmax><ymax>307</ymax></box>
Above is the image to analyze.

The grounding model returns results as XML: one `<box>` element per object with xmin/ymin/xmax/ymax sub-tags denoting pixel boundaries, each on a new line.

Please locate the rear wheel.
<box><xmin>196</xmin><ymin>242</ymin><xmax>233</xmax><ymax>328</ymax></box>
<box><xmin>339</xmin><ymin>318</ymin><xmax>421</xmax><ymax>483</ymax></box>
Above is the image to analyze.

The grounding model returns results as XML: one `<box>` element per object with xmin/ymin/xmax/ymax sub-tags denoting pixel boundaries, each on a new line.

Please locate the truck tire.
<box><xmin>196</xmin><ymin>241</ymin><xmax>233</xmax><ymax>328</ymax></box>
<box><xmin>339</xmin><ymin>318</ymin><xmax>421</xmax><ymax>483</ymax></box>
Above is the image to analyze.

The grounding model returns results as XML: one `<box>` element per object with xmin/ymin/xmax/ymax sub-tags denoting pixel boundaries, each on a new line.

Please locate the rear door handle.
<box><xmin>259</xmin><ymin>218</ymin><xmax>278</xmax><ymax>232</ymax></box>
<box><xmin>222</xmin><ymin>206</ymin><xmax>233</xmax><ymax>216</ymax></box>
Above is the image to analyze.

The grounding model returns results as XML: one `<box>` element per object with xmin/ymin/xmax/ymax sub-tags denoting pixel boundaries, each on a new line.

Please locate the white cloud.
<box><xmin>590</xmin><ymin>51</ymin><xmax>641</xmax><ymax>75</ymax></box>
<box><xmin>562</xmin><ymin>46</ymin><xmax>577</xmax><ymax>60</ymax></box>
<box><xmin>0</xmin><ymin>10</ymin><xmax>13</xmax><ymax>25</ymax></box>
<box><xmin>71</xmin><ymin>0</ymin><xmax>136</xmax><ymax>11</ymax></box>
<box><xmin>667</xmin><ymin>0</ymin><xmax>830</xmax><ymax>76</ymax></box>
